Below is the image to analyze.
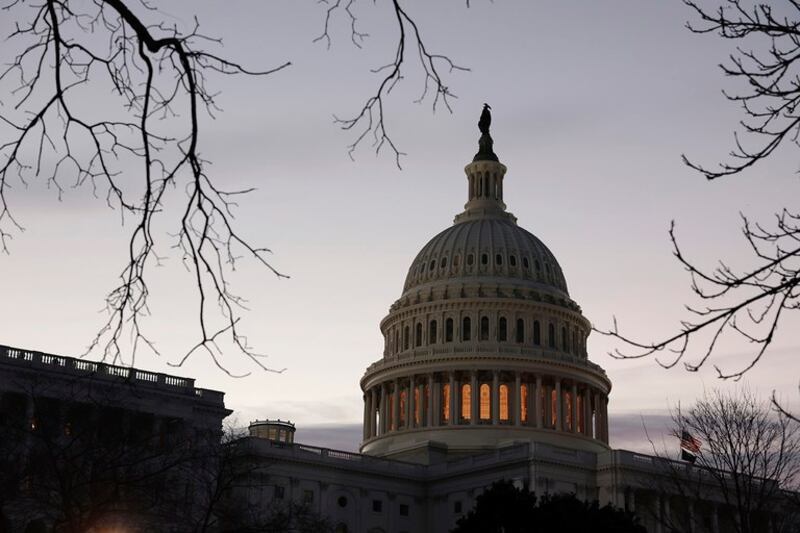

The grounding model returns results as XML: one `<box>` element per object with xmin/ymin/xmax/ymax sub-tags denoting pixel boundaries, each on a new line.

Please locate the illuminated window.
<box><xmin>479</xmin><ymin>384</ymin><xmax>490</xmax><ymax>420</ymax></box>
<box><xmin>516</xmin><ymin>319</ymin><xmax>524</xmax><ymax>343</ymax></box>
<box><xmin>520</xmin><ymin>384</ymin><xmax>528</xmax><ymax>423</ymax></box>
<box><xmin>399</xmin><ymin>390</ymin><xmax>407</xmax><ymax>428</ymax></box>
<box><xmin>533</xmin><ymin>321</ymin><xmax>541</xmax><ymax>345</ymax></box>
<box><xmin>415</xmin><ymin>323</ymin><xmax>423</xmax><ymax>347</ymax></box>
<box><xmin>442</xmin><ymin>383</ymin><xmax>451</xmax><ymax>422</ymax></box>
<box><xmin>429</xmin><ymin>320</ymin><xmax>437</xmax><ymax>344</ymax></box>
<box><xmin>480</xmin><ymin>316</ymin><xmax>489</xmax><ymax>341</ymax></box>
<box><xmin>500</xmin><ymin>384</ymin><xmax>509</xmax><ymax>421</ymax></box>
<box><xmin>462</xmin><ymin>317</ymin><xmax>471</xmax><ymax>341</ymax></box>
<box><xmin>498</xmin><ymin>317</ymin><xmax>507</xmax><ymax>341</ymax></box>
<box><xmin>461</xmin><ymin>384</ymin><xmax>471</xmax><ymax>421</ymax></box>
<box><xmin>445</xmin><ymin>318</ymin><xmax>454</xmax><ymax>342</ymax></box>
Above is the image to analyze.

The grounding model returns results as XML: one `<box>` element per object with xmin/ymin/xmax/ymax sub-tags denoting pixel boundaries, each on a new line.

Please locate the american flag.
<box><xmin>680</xmin><ymin>430</ymin><xmax>702</xmax><ymax>463</ymax></box>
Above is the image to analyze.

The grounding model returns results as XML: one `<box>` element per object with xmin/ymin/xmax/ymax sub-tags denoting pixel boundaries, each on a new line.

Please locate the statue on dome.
<box><xmin>474</xmin><ymin>103</ymin><xmax>499</xmax><ymax>162</ymax></box>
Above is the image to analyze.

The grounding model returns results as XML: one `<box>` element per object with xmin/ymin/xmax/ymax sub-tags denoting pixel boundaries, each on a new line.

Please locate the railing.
<box><xmin>247</xmin><ymin>438</ymin><xmax>427</xmax><ymax>476</ymax></box>
<box><xmin>367</xmin><ymin>344</ymin><xmax>606</xmax><ymax>375</ymax></box>
<box><xmin>0</xmin><ymin>344</ymin><xmax>223</xmax><ymax>403</ymax></box>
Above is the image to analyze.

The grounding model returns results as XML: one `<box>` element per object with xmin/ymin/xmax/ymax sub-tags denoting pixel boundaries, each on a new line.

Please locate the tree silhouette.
<box><xmin>0</xmin><ymin>0</ymin><xmax>467</xmax><ymax>373</ymax></box>
<box><xmin>600</xmin><ymin>0</ymin><xmax>800</xmax><ymax>386</ymax></box>
<box><xmin>451</xmin><ymin>480</ymin><xmax>645</xmax><ymax>533</ymax></box>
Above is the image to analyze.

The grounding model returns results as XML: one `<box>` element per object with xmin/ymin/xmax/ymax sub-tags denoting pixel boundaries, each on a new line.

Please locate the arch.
<box><xmin>498</xmin><ymin>317</ymin><xmax>508</xmax><ymax>341</ymax></box>
<box><xmin>441</xmin><ymin>256</ymin><xmax>448</xmax><ymax>268</ymax></box>
<box><xmin>480</xmin><ymin>316</ymin><xmax>490</xmax><ymax>341</ymax></box>
<box><xmin>429</xmin><ymin>320</ymin><xmax>438</xmax><ymax>344</ymax></box>
<box><xmin>403</xmin><ymin>326</ymin><xmax>410</xmax><ymax>350</ymax></box>
<box><xmin>442</xmin><ymin>383</ymin><xmax>451</xmax><ymax>422</ymax></box>
<box><xmin>415</xmin><ymin>323</ymin><xmax>423</xmax><ymax>347</ymax></box>
<box><xmin>481</xmin><ymin>253</ymin><xmax>489</xmax><ymax>265</ymax></box>
<box><xmin>483</xmin><ymin>175</ymin><xmax>490</xmax><ymax>197</ymax></box>
<box><xmin>461</xmin><ymin>383</ymin><xmax>472</xmax><ymax>421</ymax></box>
<box><xmin>562</xmin><ymin>326</ymin><xmax>568</xmax><ymax>352</ymax></box>
<box><xmin>515</xmin><ymin>318</ymin><xmax>525</xmax><ymax>343</ymax></box>
<box><xmin>445</xmin><ymin>318</ymin><xmax>454</xmax><ymax>342</ymax></box>
<box><xmin>480</xmin><ymin>383</ymin><xmax>491</xmax><ymax>420</ymax></box>
<box><xmin>429</xmin><ymin>259</ymin><xmax>436</xmax><ymax>271</ymax></box>
<box><xmin>510</xmin><ymin>254</ymin><xmax>517</xmax><ymax>267</ymax></box>
<box><xmin>495</xmin><ymin>253</ymin><xmax>503</xmax><ymax>266</ymax></box>
<box><xmin>523</xmin><ymin>257</ymin><xmax>530</xmax><ymax>269</ymax></box>
<box><xmin>533</xmin><ymin>321</ymin><xmax>541</xmax><ymax>345</ymax></box>
<box><xmin>462</xmin><ymin>317</ymin><xmax>471</xmax><ymax>341</ymax></box>
<box><xmin>548</xmin><ymin>323</ymin><xmax>556</xmax><ymax>348</ymax></box>
<box><xmin>467</xmin><ymin>253</ymin><xmax>474</xmax><ymax>266</ymax></box>
<box><xmin>499</xmin><ymin>384</ymin><xmax>509</xmax><ymax>421</ymax></box>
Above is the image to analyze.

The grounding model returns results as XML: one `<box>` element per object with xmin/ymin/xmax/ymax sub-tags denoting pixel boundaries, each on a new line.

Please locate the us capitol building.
<box><xmin>236</xmin><ymin>114</ymin><xmax>737</xmax><ymax>533</ymax></box>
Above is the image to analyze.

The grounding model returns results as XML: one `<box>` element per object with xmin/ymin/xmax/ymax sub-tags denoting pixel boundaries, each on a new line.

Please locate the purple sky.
<box><xmin>1</xmin><ymin>1</ymin><xmax>798</xmax><ymax>452</ymax></box>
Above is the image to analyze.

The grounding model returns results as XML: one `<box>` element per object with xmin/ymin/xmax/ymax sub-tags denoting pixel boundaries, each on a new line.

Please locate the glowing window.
<box><xmin>551</xmin><ymin>389</ymin><xmax>558</xmax><ymax>427</ymax></box>
<box><xmin>399</xmin><ymin>390</ymin><xmax>407</xmax><ymax>427</ymax></box>
<box><xmin>521</xmin><ymin>384</ymin><xmax>528</xmax><ymax>423</ymax></box>
<box><xmin>442</xmin><ymin>383</ymin><xmax>451</xmax><ymax>422</ymax></box>
<box><xmin>479</xmin><ymin>383</ymin><xmax>490</xmax><ymax>420</ymax></box>
<box><xmin>565</xmin><ymin>391</ymin><xmax>572</xmax><ymax>430</ymax></box>
<box><xmin>498</xmin><ymin>317</ymin><xmax>508</xmax><ymax>342</ymax></box>
<box><xmin>500</xmin><ymin>384</ymin><xmax>509</xmax><ymax>421</ymax></box>
<box><xmin>461</xmin><ymin>384</ymin><xmax>471</xmax><ymax>421</ymax></box>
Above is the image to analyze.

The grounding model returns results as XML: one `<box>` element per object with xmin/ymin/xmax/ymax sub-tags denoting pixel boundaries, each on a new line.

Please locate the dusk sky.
<box><xmin>1</xmin><ymin>1</ymin><xmax>798</xmax><ymax>454</ymax></box>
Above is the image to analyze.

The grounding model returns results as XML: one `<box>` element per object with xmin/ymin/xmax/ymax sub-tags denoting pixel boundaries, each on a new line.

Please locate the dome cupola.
<box><xmin>359</xmin><ymin>108</ymin><xmax>611</xmax><ymax>463</ymax></box>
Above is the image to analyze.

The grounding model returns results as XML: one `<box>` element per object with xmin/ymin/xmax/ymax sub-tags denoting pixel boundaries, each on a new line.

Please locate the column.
<box><xmin>571</xmin><ymin>383</ymin><xmax>578</xmax><ymax>433</ymax></box>
<box><xmin>403</xmin><ymin>379</ymin><xmax>411</xmax><ymax>430</ymax></box>
<box><xmin>593</xmin><ymin>392</ymin><xmax>601</xmax><ymax>439</ymax></box>
<box><xmin>408</xmin><ymin>375</ymin><xmax>415</xmax><ymax>429</ymax></box>
<box><xmin>514</xmin><ymin>372</ymin><xmax>522</xmax><ymax>426</ymax></box>
<box><xmin>470</xmin><ymin>371</ymin><xmax>478</xmax><ymax>425</ymax></box>
<box><xmin>491</xmin><ymin>371</ymin><xmax>500</xmax><ymax>424</ymax></box>
<box><xmin>602</xmin><ymin>396</ymin><xmax>609</xmax><ymax>443</ymax></box>
<box><xmin>427</xmin><ymin>373</ymin><xmax>435</xmax><ymax>427</ymax></box>
<box><xmin>370</xmin><ymin>387</ymin><xmax>378</xmax><ymax>437</ymax></box>
<box><xmin>583</xmin><ymin>387</ymin><xmax>592</xmax><ymax>437</ymax></box>
<box><xmin>362</xmin><ymin>392</ymin><xmax>369</xmax><ymax>440</ymax></box>
<box><xmin>449</xmin><ymin>372</ymin><xmax>457</xmax><ymax>424</ymax></box>
<box><xmin>380</xmin><ymin>383</ymin><xmax>388</xmax><ymax>435</ymax></box>
<box><xmin>392</xmin><ymin>379</ymin><xmax>400</xmax><ymax>432</ymax></box>
<box><xmin>544</xmin><ymin>381</ymin><xmax>552</xmax><ymax>429</ymax></box>
<box><xmin>555</xmin><ymin>380</ymin><xmax>562</xmax><ymax>431</ymax></box>
<box><xmin>534</xmin><ymin>375</ymin><xmax>542</xmax><ymax>429</ymax></box>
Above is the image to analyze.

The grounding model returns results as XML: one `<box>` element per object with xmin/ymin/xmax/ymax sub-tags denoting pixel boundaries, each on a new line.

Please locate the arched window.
<box><xmin>445</xmin><ymin>318</ymin><xmax>454</xmax><ymax>342</ymax></box>
<box><xmin>510</xmin><ymin>255</ymin><xmax>517</xmax><ymax>267</ymax></box>
<box><xmin>442</xmin><ymin>383</ymin><xmax>451</xmax><ymax>422</ymax></box>
<box><xmin>461</xmin><ymin>384</ymin><xmax>472</xmax><ymax>421</ymax></box>
<box><xmin>480</xmin><ymin>316</ymin><xmax>490</xmax><ymax>341</ymax></box>
<box><xmin>495</xmin><ymin>254</ymin><xmax>503</xmax><ymax>266</ymax></box>
<box><xmin>462</xmin><ymin>317</ymin><xmax>471</xmax><ymax>341</ymax></box>
<box><xmin>523</xmin><ymin>257</ymin><xmax>530</xmax><ymax>270</ymax></box>
<box><xmin>403</xmin><ymin>326</ymin><xmax>410</xmax><ymax>350</ymax></box>
<box><xmin>441</xmin><ymin>256</ymin><xmax>448</xmax><ymax>268</ymax></box>
<box><xmin>429</xmin><ymin>259</ymin><xmax>436</xmax><ymax>271</ymax></box>
<box><xmin>453</xmin><ymin>255</ymin><xmax>461</xmax><ymax>267</ymax></box>
<box><xmin>481</xmin><ymin>253</ymin><xmax>489</xmax><ymax>266</ymax></box>
<box><xmin>498</xmin><ymin>317</ymin><xmax>508</xmax><ymax>342</ymax></box>
<box><xmin>480</xmin><ymin>383</ymin><xmax>491</xmax><ymax>420</ymax></box>
<box><xmin>499</xmin><ymin>384</ymin><xmax>509</xmax><ymax>421</ymax></box>
<box><xmin>548</xmin><ymin>324</ymin><xmax>556</xmax><ymax>348</ymax></box>
<box><xmin>516</xmin><ymin>319</ymin><xmax>525</xmax><ymax>343</ymax></box>
<box><xmin>520</xmin><ymin>384</ymin><xmax>528</xmax><ymax>423</ymax></box>
<box><xmin>467</xmin><ymin>254</ymin><xmax>474</xmax><ymax>266</ymax></box>
<box><xmin>415</xmin><ymin>323</ymin><xmax>423</xmax><ymax>347</ymax></box>
<box><xmin>429</xmin><ymin>320</ymin><xmax>438</xmax><ymax>344</ymax></box>
<box><xmin>533</xmin><ymin>321</ymin><xmax>541</xmax><ymax>345</ymax></box>
<box><xmin>562</xmin><ymin>326</ymin><xmax>568</xmax><ymax>352</ymax></box>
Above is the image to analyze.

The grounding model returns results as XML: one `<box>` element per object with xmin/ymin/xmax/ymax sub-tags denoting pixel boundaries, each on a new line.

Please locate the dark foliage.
<box><xmin>451</xmin><ymin>480</ymin><xmax>646</xmax><ymax>533</ymax></box>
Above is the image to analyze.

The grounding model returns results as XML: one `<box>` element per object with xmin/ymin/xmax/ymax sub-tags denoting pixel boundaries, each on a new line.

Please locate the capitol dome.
<box><xmin>359</xmin><ymin>112</ymin><xmax>611</xmax><ymax>463</ymax></box>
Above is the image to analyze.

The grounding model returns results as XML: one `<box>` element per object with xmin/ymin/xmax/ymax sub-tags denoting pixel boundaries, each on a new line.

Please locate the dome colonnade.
<box><xmin>360</xmin><ymin>115</ymin><xmax>611</xmax><ymax>459</ymax></box>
